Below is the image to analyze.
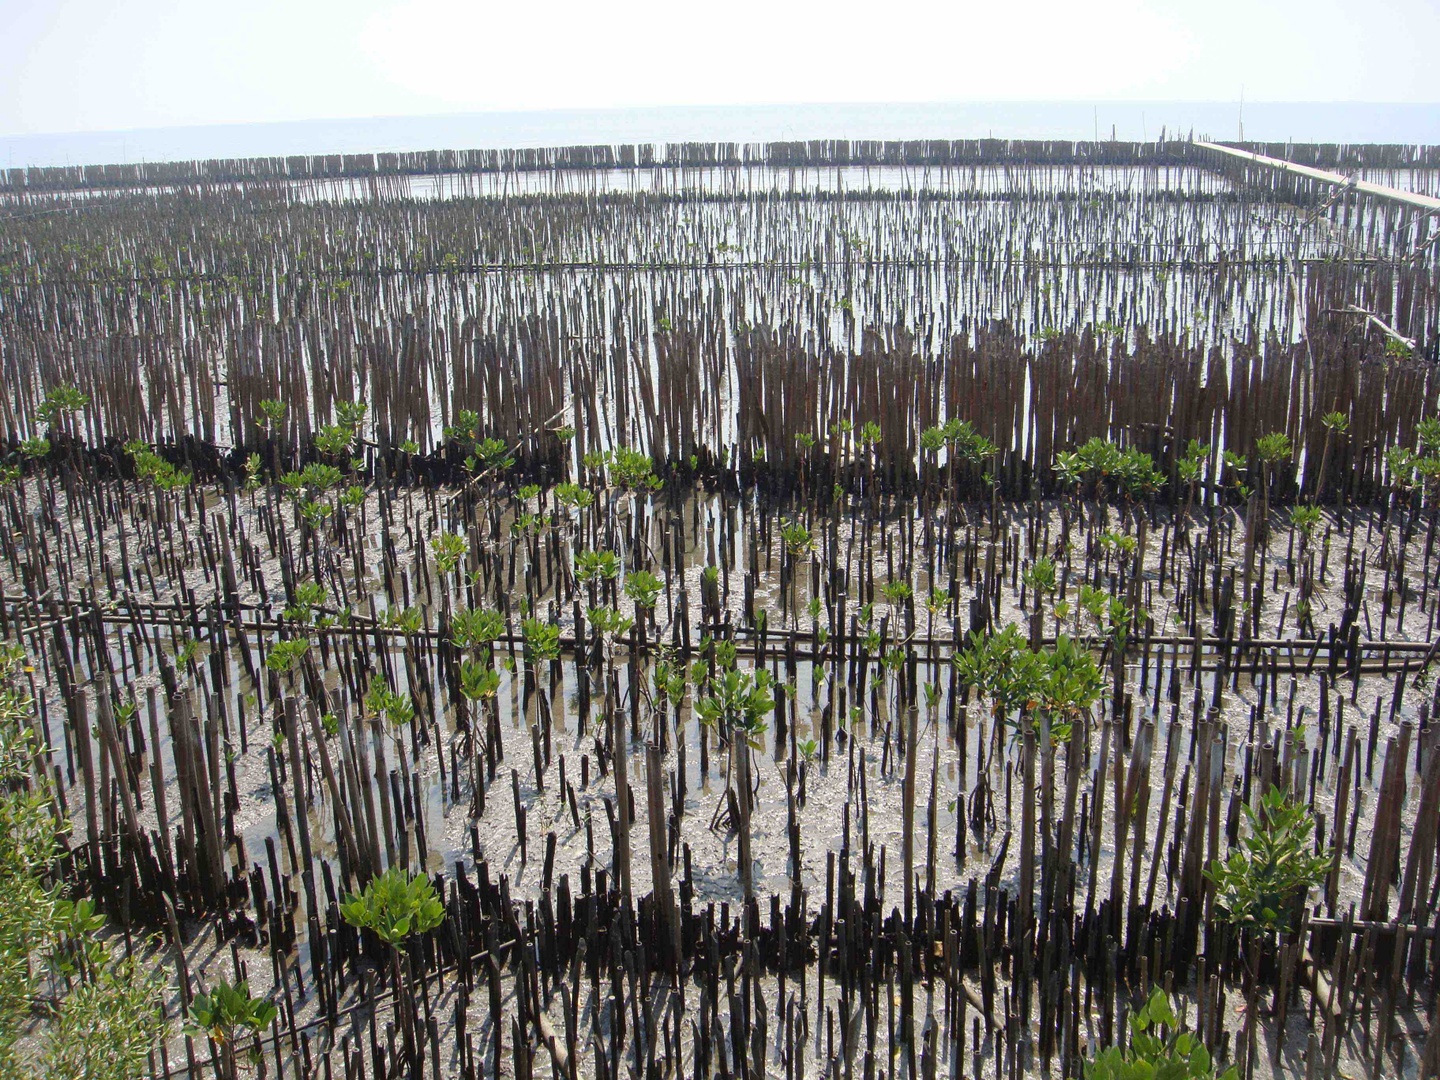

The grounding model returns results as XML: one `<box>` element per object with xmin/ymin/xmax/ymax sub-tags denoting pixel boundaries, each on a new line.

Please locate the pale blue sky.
<box><xmin>1</xmin><ymin>0</ymin><xmax>1436</xmax><ymax>137</ymax></box>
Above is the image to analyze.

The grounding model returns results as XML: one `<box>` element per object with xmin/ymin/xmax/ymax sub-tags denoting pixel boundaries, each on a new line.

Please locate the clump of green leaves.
<box><xmin>186</xmin><ymin>978</ymin><xmax>277</xmax><ymax>1077</ymax></box>
<box><xmin>1385</xmin><ymin>336</ymin><xmax>1414</xmax><ymax>361</ymax></box>
<box><xmin>431</xmin><ymin>532</ymin><xmax>468</xmax><ymax>574</ymax></box>
<box><xmin>283</xmin><ymin>581</ymin><xmax>326</xmax><ymax>624</ymax></box>
<box><xmin>35</xmin><ymin>385</ymin><xmax>89</xmax><ymax>428</ymax></box>
<box><xmin>880</xmin><ymin>579</ymin><xmax>913</xmax><ymax>605</ymax></box>
<box><xmin>1206</xmin><ymin>785</ymin><xmax>1329</xmax><ymax>932</ymax></box>
<box><xmin>281</xmin><ymin>461</ymin><xmax>344</xmax><ymax>497</ymax></box>
<box><xmin>511</xmin><ymin>509</ymin><xmax>551</xmax><ymax>536</ymax></box>
<box><xmin>1255</xmin><ymin>432</ymin><xmax>1293</xmax><ymax>467</ymax></box>
<box><xmin>1076</xmin><ymin>585</ymin><xmax>1142</xmax><ymax>648</ymax></box>
<box><xmin>653</xmin><ymin>650</ymin><xmax>689</xmax><ymax>706</ymax></box>
<box><xmin>521</xmin><ymin>618</ymin><xmax>561</xmax><ymax>664</ymax></box>
<box><xmin>451</xmin><ymin>607</ymin><xmax>504</xmax><ymax>652</ymax></box>
<box><xmin>1022</xmin><ymin>557</ymin><xmax>1057</xmax><ymax>596</ymax></box>
<box><xmin>1098</xmin><ymin>531</ymin><xmax>1137</xmax><ymax>556</ymax></box>
<box><xmin>0</xmin><ymin>643</ymin><xmax>166</xmax><ymax>1080</ymax></box>
<box><xmin>780</xmin><ymin>519</ymin><xmax>813</xmax><ymax>557</ymax></box>
<box><xmin>1054</xmin><ymin>438</ymin><xmax>1164</xmax><ymax>501</ymax></box>
<box><xmin>555</xmin><ymin>482</ymin><xmax>594</xmax><ymax>509</ymax></box>
<box><xmin>19</xmin><ymin>436</ymin><xmax>50</xmax><ymax>460</ymax></box>
<box><xmin>624</xmin><ymin>570</ymin><xmax>663</xmax><ymax>611</ymax></box>
<box><xmin>1085</xmin><ymin>987</ymin><xmax>1235</xmax><ymax>1080</ymax></box>
<box><xmin>364</xmin><ymin>678</ymin><xmax>416</xmax><ymax>728</ymax></box>
<box><xmin>955</xmin><ymin>624</ymin><xmax>1102</xmax><ymax>743</ymax></box>
<box><xmin>1289</xmin><ymin>504</ymin><xmax>1322</xmax><ymax>540</ymax></box>
<box><xmin>696</xmin><ymin>664</ymin><xmax>776</xmax><ymax>749</ymax></box>
<box><xmin>459</xmin><ymin>660</ymin><xmax>501</xmax><ymax>701</ymax></box>
<box><xmin>336</xmin><ymin>401</ymin><xmax>368</xmax><ymax>431</ymax></box>
<box><xmin>256</xmin><ymin>398</ymin><xmax>287</xmax><ymax>432</ymax></box>
<box><xmin>265</xmin><ymin>638</ymin><xmax>310</xmax><ymax>673</ymax></box>
<box><xmin>125</xmin><ymin>440</ymin><xmax>192</xmax><ymax>491</ymax></box>
<box><xmin>340</xmin><ymin>865</ymin><xmax>445</xmax><ymax>947</ymax></box>
<box><xmin>383</xmin><ymin>606</ymin><xmax>423</xmax><ymax>634</ymax></box>
<box><xmin>576</xmin><ymin>548</ymin><xmax>620</xmax><ymax>583</ymax></box>
<box><xmin>586</xmin><ymin>605</ymin><xmax>633</xmax><ymax>640</ymax></box>
<box><xmin>1177</xmin><ymin>439</ymin><xmax>1211</xmax><ymax>490</ymax></box>
<box><xmin>443</xmin><ymin>411</ymin><xmax>514</xmax><ymax>476</ymax></box>
<box><xmin>583</xmin><ymin>446</ymin><xmax>661</xmax><ymax>491</ymax></box>
<box><xmin>919</xmin><ymin>417</ymin><xmax>997</xmax><ymax>464</ymax></box>
<box><xmin>314</xmin><ymin>423</ymin><xmax>356</xmax><ymax>460</ymax></box>
<box><xmin>468</xmin><ymin>437</ymin><xmax>514</xmax><ymax>476</ymax></box>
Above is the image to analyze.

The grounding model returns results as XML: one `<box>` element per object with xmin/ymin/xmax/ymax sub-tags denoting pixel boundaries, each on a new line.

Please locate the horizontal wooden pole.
<box><xmin>1198</xmin><ymin>141</ymin><xmax>1440</xmax><ymax>213</ymax></box>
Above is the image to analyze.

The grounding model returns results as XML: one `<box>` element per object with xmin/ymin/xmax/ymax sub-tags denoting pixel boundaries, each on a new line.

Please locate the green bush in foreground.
<box><xmin>1206</xmin><ymin>785</ymin><xmax>1329</xmax><ymax>933</ymax></box>
<box><xmin>0</xmin><ymin>644</ymin><xmax>166</xmax><ymax>1080</ymax></box>
<box><xmin>1085</xmin><ymin>988</ymin><xmax>1236</xmax><ymax>1080</ymax></box>
<box><xmin>186</xmin><ymin>978</ymin><xmax>277</xmax><ymax>1080</ymax></box>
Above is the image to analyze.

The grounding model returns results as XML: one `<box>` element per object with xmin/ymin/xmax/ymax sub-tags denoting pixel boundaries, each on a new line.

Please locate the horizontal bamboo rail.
<box><xmin>1198</xmin><ymin>141</ymin><xmax>1440</xmax><ymax>212</ymax></box>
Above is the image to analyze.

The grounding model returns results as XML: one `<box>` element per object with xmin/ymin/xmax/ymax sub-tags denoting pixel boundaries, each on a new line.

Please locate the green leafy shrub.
<box><xmin>1206</xmin><ymin>786</ymin><xmax>1329</xmax><ymax>932</ymax></box>
<box><xmin>521</xmin><ymin>618</ymin><xmax>561</xmax><ymax>664</ymax></box>
<box><xmin>340</xmin><ymin>865</ymin><xmax>445</xmax><ymax>947</ymax></box>
<box><xmin>265</xmin><ymin>638</ymin><xmax>311</xmax><ymax>673</ymax></box>
<box><xmin>696</xmin><ymin>666</ymin><xmax>776</xmax><ymax>749</ymax></box>
<box><xmin>1085</xmin><ymin>988</ymin><xmax>1235</xmax><ymax>1080</ymax></box>
<box><xmin>364</xmin><ymin>677</ymin><xmax>416</xmax><ymax>728</ymax></box>
<box><xmin>1255</xmin><ymin>432</ymin><xmax>1293</xmax><ymax>466</ymax></box>
<box><xmin>624</xmin><ymin>570</ymin><xmax>663</xmax><ymax>610</ymax></box>
<box><xmin>459</xmin><ymin>660</ymin><xmax>501</xmax><ymax>701</ymax></box>
<box><xmin>35</xmin><ymin>385</ymin><xmax>89</xmax><ymax>427</ymax></box>
<box><xmin>430</xmin><ymin>532</ymin><xmax>467</xmax><ymax>574</ymax></box>
<box><xmin>0</xmin><ymin>644</ymin><xmax>165</xmax><ymax>1079</ymax></box>
<box><xmin>256</xmin><ymin>398</ymin><xmax>287</xmax><ymax>431</ymax></box>
<box><xmin>779</xmin><ymin>519</ymin><xmax>813</xmax><ymax>557</ymax></box>
<box><xmin>283</xmin><ymin>581</ymin><xmax>326</xmax><ymax>624</ymax></box>
<box><xmin>451</xmin><ymin>607</ymin><xmax>504</xmax><ymax>651</ymax></box>
<box><xmin>1054</xmin><ymin>438</ymin><xmax>1163</xmax><ymax>500</ymax></box>
<box><xmin>576</xmin><ymin>549</ymin><xmax>620</xmax><ymax>583</ymax></box>
<box><xmin>1289</xmin><ymin>504</ymin><xmax>1322</xmax><ymax>539</ymax></box>
<box><xmin>920</xmin><ymin>418</ymin><xmax>997</xmax><ymax>464</ymax></box>
<box><xmin>608</xmin><ymin>447</ymin><xmax>662</xmax><ymax>492</ymax></box>
<box><xmin>955</xmin><ymin>624</ymin><xmax>1102</xmax><ymax>743</ymax></box>
<box><xmin>586</xmin><ymin>605</ymin><xmax>633</xmax><ymax>640</ymax></box>
<box><xmin>186</xmin><ymin>978</ymin><xmax>277</xmax><ymax>1078</ymax></box>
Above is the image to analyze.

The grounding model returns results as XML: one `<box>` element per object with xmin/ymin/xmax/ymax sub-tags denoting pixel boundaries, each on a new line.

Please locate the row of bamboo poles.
<box><xmin>7</xmin><ymin>138</ymin><xmax>1440</xmax><ymax>195</ymax></box>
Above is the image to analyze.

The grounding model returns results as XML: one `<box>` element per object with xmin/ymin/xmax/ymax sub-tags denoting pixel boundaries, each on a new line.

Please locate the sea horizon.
<box><xmin>3</xmin><ymin>100</ymin><xmax>1439</xmax><ymax>171</ymax></box>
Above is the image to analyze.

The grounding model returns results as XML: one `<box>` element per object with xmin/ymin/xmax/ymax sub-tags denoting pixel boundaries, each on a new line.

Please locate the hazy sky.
<box><xmin>1</xmin><ymin>0</ymin><xmax>1435</xmax><ymax>136</ymax></box>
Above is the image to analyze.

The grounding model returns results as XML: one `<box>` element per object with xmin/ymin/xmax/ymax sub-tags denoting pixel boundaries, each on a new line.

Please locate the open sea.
<box><xmin>3</xmin><ymin>101</ymin><xmax>1438</xmax><ymax>170</ymax></box>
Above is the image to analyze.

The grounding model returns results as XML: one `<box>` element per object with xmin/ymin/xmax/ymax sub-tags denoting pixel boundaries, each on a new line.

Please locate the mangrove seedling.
<box><xmin>1206</xmin><ymin>785</ymin><xmax>1329</xmax><ymax>934</ymax></box>
<box><xmin>624</xmin><ymin>570</ymin><xmax>663</xmax><ymax>612</ymax></box>
<box><xmin>1084</xmin><ymin>987</ymin><xmax>1236</xmax><ymax>1080</ymax></box>
<box><xmin>695</xmin><ymin>658</ymin><xmax>777</xmax><ymax>899</ymax></box>
<box><xmin>364</xmin><ymin>678</ymin><xmax>416</xmax><ymax>730</ymax></box>
<box><xmin>451</xmin><ymin>607</ymin><xmax>504</xmax><ymax>654</ymax></box>
<box><xmin>255</xmin><ymin>398</ymin><xmax>287</xmax><ymax>433</ymax></box>
<box><xmin>186</xmin><ymin>979</ymin><xmax>277</xmax><ymax>1080</ymax></box>
<box><xmin>264</xmin><ymin>639</ymin><xmax>309</xmax><ymax>673</ymax></box>
<box><xmin>430</xmin><ymin>532</ymin><xmax>468</xmax><ymax>575</ymax></box>
<box><xmin>340</xmin><ymin>866</ymin><xmax>445</xmax><ymax>1069</ymax></box>
<box><xmin>779</xmin><ymin>520</ymin><xmax>813</xmax><ymax>557</ymax></box>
